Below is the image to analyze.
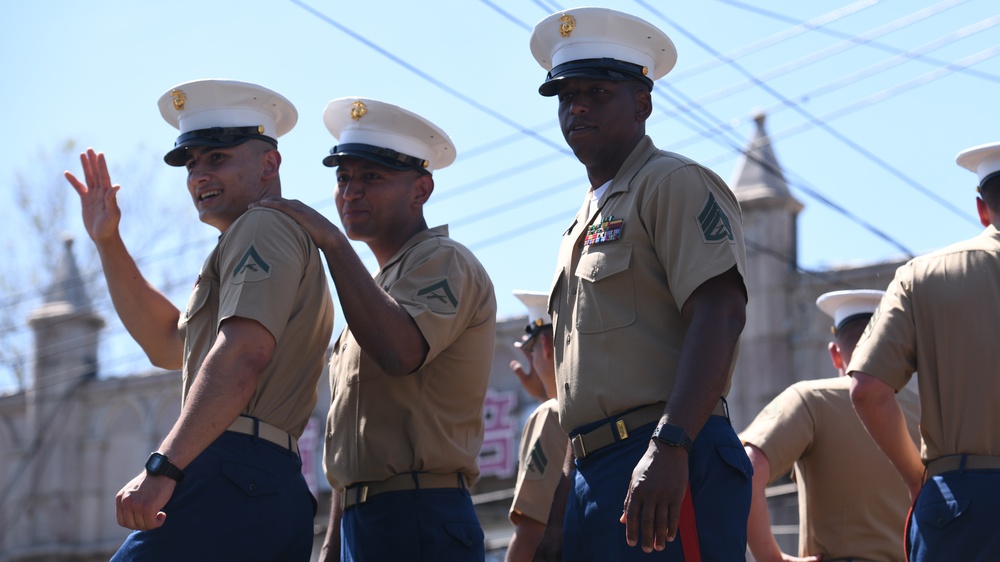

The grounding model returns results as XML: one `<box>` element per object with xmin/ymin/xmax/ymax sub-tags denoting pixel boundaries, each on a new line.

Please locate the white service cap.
<box><xmin>816</xmin><ymin>289</ymin><xmax>884</xmax><ymax>333</ymax></box>
<box><xmin>321</xmin><ymin>97</ymin><xmax>456</xmax><ymax>174</ymax></box>
<box><xmin>513</xmin><ymin>290</ymin><xmax>552</xmax><ymax>346</ymax></box>
<box><xmin>158</xmin><ymin>79</ymin><xmax>297</xmax><ymax>167</ymax></box>
<box><xmin>956</xmin><ymin>142</ymin><xmax>1000</xmax><ymax>189</ymax></box>
<box><xmin>529</xmin><ymin>7</ymin><xmax>677</xmax><ymax>97</ymax></box>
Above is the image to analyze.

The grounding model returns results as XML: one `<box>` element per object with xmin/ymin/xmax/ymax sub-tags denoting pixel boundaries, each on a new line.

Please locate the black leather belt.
<box><xmin>341</xmin><ymin>473</ymin><xmax>468</xmax><ymax>510</ymax></box>
<box><xmin>926</xmin><ymin>454</ymin><xmax>1000</xmax><ymax>478</ymax></box>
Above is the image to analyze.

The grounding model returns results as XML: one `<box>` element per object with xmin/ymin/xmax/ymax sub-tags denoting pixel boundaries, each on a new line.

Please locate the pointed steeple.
<box><xmin>28</xmin><ymin>235</ymin><xmax>104</xmax><ymax>389</ymax></box>
<box><xmin>730</xmin><ymin>112</ymin><xmax>802</xmax><ymax>213</ymax></box>
<box><xmin>42</xmin><ymin>235</ymin><xmax>95</xmax><ymax>313</ymax></box>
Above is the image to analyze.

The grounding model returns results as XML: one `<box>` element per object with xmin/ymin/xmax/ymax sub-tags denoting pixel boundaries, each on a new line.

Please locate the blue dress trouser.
<box><xmin>111</xmin><ymin>431</ymin><xmax>316</xmax><ymax>562</ymax></box>
<box><xmin>908</xmin><ymin>468</ymin><xmax>1000</xmax><ymax>561</ymax></box>
<box><xmin>563</xmin><ymin>415</ymin><xmax>752</xmax><ymax>561</ymax></box>
<box><xmin>341</xmin><ymin>482</ymin><xmax>484</xmax><ymax>561</ymax></box>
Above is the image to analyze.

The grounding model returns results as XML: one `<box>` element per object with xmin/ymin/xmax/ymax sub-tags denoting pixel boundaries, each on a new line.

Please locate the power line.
<box><xmin>668</xmin><ymin>0</ymin><xmax>884</xmax><ymax>82</ymax></box>
<box><xmin>635</xmin><ymin>0</ymin><xmax>974</xmax><ymax>230</ymax></box>
<box><xmin>716</xmin><ymin>0</ymin><xmax>1000</xmax><ymax>84</ymax></box>
<box><xmin>288</xmin><ymin>0</ymin><xmax>573</xmax><ymax>157</ymax></box>
<box><xmin>655</xmin><ymin>84</ymin><xmax>915</xmax><ymax>258</ymax></box>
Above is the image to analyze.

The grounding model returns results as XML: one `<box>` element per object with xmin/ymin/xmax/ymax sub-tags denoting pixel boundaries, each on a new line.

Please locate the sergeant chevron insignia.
<box><xmin>697</xmin><ymin>193</ymin><xmax>734</xmax><ymax>243</ymax></box>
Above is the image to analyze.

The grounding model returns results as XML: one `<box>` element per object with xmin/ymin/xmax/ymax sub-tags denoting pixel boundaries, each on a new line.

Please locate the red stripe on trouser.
<box><xmin>680</xmin><ymin>484</ymin><xmax>701</xmax><ymax>562</ymax></box>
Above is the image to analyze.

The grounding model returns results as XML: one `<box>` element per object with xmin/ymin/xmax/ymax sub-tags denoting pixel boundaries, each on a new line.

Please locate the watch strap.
<box><xmin>146</xmin><ymin>452</ymin><xmax>185</xmax><ymax>482</ymax></box>
<box><xmin>652</xmin><ymin>422</ymin><xmax>693</xmax><ymax>453</ymax></box>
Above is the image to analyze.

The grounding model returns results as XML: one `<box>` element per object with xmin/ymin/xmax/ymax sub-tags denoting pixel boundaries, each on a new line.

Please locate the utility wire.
<box><xmin>669</xmin><ymin>0</ymin><xmax>883</xmax><ymax>82</ymax></box>
<box><xmin>635</xmin><ymin>0</ymin><xmax>972</xmax><ymax>230</ymax></box>
<box><xmin>655</xmin><ymin>84</ymin><xmax>915</xmax><ymax>258</ymax></box>
<box><xmin>716</xmin><ymin>0</ymin><xmax>1000</xmax><ymax>84</ymax></box>
<box><xmin>675</xmin><ymin>10</ymin><xmax>1000</xmax><ymax>115</ymax></box>
<box><xmin>288</xmin><ymin>0</ymin><xmax>572</xmax><ymax>157</ymax></box>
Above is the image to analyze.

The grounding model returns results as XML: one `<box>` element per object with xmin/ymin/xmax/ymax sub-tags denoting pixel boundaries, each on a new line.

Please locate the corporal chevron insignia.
<box><xmin>697</xmin><ymin>192</ymin><xmax>735</xmax><ymax>243</ymax></box>
<box><xmin>416</xmin><ymin>280</ymin><xmax>459</xmax><ymax>309</ymax></box>
<box><xmin>231</xmin><ymin>245</ymin><xmax>272</xmax><ymax>284</ymax></box>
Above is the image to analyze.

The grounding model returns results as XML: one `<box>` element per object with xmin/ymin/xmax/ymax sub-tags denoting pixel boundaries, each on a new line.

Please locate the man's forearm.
<box><xmin>322</xmin><ymin>232</ymin><xmax>428</xmax><ymax>377</ymax></box>
<box><xmin>319</xmin><ymin>489</ymin><xmax>343</xmax><ymax>562</ymax></box>
<box><xmin>96</xmin><ymin>232</ymin><xmax>183</xmax><ymax>369</ymax></box>
<box><xmin>665</xmin><ymin>267</ymin><xmax>746</xmax><ymax>437</ymax></box>
<box><xmin>745</xmin><ymin>445</ymin><xmax>785</xmax><ymax>562</ymax></box>
<box><xmin>157</xmin><ymin>318</ymin><xmax>271</xmax><ymax>469</ymax></box>
<box><xmin>851</xmin><ymin>372</ymin><xmax>924</xmax><ymax>496</ymax></box>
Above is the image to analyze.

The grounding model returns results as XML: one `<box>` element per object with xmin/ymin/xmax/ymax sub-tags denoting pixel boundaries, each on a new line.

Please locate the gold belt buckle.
<box><xmin>616</xmin><ymin>419</ymin><xmax>629</xmax><ymax>440</ymax></box>
<box><xmin>571</xmin><ymin>434</ymin><xmax>587</xmax><ymax>458</ymax></box>
<box><xmin>341</xmin><ymin>484</ymin><xmax>370</xmax><ymax>510</ymax></box>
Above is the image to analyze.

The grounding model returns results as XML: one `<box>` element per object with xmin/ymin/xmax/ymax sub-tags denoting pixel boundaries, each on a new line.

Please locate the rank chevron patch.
<box><xmin>697</xmin><ymin>192</ymin><xmax>735</xmax><ymax>243</ymax></box>
<box><xmin>527</xmin><ymin>438</ymin><xmax>549</xmax><ymax>476</ymax></box>
<box><xmin>231</xmin><ymin>245</ymin><xmax>272</xmax><ymax>284</ymax></box>
<box><xmin>417</xmin><ymin>279</ymin><xmax>459</xmax><ymax>309</ymax></box>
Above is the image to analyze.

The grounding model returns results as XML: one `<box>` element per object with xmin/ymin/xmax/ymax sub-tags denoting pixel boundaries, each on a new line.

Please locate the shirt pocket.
<box><xmin>183</xmin><ymin>277</ymin><xmax>212</xmax><ymax>324</ymax></box>
<box><xmin>336</xmin><ymin>331</ymin><xmax>383</xmax><ymax>384</ymax></box>
<box><xmin>574</xmin><ymin>243</ymin><xmax>636</xmax><ymax>334</ymax></box>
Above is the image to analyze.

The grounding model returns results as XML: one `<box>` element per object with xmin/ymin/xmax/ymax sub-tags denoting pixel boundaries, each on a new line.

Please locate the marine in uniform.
<box><xmin>259</xmin><ymin>98</ymin><xmax>496</xmax><ymax>562</ymax></box>
<box><xmin>741</xmin><ymin>290</ymin><xmax>920</xmax><ymax>562</ymax></box>
<box><xmin>506</xmin><ymin>291</ymin><xmax>569</xmax><ymax>562</ymax></box>
<box><xmin>529</xmin><ymin>8</ymin><xmax>751</xmax><ymax>560</ymax></box>
<box><xmin>849</xmin><ymin>142</ymin><xmax>1000</xmax><ymax>562</ymax></box>
<box><xmin>65</xmin><ymin>79</ymin><xmax>335</xmax><ymax>561</ymax></box>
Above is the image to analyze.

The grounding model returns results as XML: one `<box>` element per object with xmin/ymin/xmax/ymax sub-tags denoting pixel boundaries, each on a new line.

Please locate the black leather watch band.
<box><xmin>145</xmin><ymin>452</ymin><xmax>185</xmax><ymax>482</ymax></box>
<box><xmin>652</xmin><ymin>422</ymin><xmax>693</xmax><ymax>453</ymax></box>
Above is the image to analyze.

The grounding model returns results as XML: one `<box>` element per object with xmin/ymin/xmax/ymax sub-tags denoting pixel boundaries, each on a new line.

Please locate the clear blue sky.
<box><xmin>2</xmin><ymin>0</ymin><xmax>998</xmax><ymax>390</ymax></box>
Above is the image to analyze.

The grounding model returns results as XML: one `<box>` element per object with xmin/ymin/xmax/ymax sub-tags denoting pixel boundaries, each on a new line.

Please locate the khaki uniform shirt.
<box><xmin>324</xmin><ymin>226</ymin><xmax>497</xmax><ymax>490</ymax></box>
<box><xmin>849</xmin><ymin>226</ymin><xmax>1000</xmax><ymax>462</ymax></box>
<box><xmin>740</xmin><ymin>377</ymin><xmax>920</xmax><ymax>561</ymax></box>
<box><xmin>179</xmin><ymin>207</ymin><xmax>335</xmax><ymax>438</ymax></box>
<box><xmin>509</xmin><ymin>399</ymin><xmax>568</xmax><ymax>525</ymax></box>
<box><xmin>549</xmin><ymin>136</ymin><xmax>747</xmax><ymax>432</ymax></box>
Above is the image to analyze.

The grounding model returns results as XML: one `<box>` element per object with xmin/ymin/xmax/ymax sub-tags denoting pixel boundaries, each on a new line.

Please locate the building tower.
<box><xmin>22</xmin><ymin>235</ymin><xmax>105</xmax><ymax>548</ymax></box>
<box><xmin>728</xmin><ymin>113</ymin><xmax>804</xmax><ymax>431</ymax></box>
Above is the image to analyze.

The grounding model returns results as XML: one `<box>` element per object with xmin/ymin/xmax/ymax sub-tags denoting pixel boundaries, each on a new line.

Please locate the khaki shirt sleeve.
<box><xmin>217</xmin><ymin>208</ymin><xmax>310</xmax><ymax>342</ymax></box>
<box><xmin>642</xmin><ymin>163</ymin><xmax>744</xmax><ymax>310</ymax></box>
<box><xmin>387</xmin><ymin>243</ymin><xmax>491</xmax><ymax>367</ymax></box>
<box><xmin>848</xmin><ymin>263</ymin><xmax>918</xmax><ymax>391</ymax></box>
<box><xmin>509</xmin><ymin>402</ymin><xmax>568</xmax><ymax>525</ymax></box>
<box><xmin>740</xmin><ymin>385</ymin><xmax>816</xmax><ymax>483</ymax></box>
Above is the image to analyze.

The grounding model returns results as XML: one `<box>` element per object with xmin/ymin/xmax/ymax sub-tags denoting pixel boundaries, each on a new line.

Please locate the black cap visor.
<box><xmin>322</xmin><ymin>143</ymin><xmax>430</xmax><ymax>174</ymax></box>
<box><xmin>538</xmin><ymin>58</ymin><xmax>654</xmax><ymax>97</ymax></box>
<box><xmin>163</xmin><ymin>126</ymin><xmax>277</xmax><ymax>167</ymax></box>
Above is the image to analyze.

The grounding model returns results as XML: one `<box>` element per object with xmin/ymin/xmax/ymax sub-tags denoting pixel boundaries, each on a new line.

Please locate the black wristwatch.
<box><xmin>145</xmin><ymin>452</ymin><xmax>185</xmax><ymax>482</ymax></box>
<box><xmin>652</xmin><ymin>423</ymin><xmax>693</xmax><ymax>453</ymax></box>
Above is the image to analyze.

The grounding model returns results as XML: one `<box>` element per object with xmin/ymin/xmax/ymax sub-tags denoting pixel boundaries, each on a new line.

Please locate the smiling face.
<box><xmin>333</xmin><ymin>156</ymin><xmax>433</xmax><ymax>262</ymax></box>
<box><xmin>555</xmin><ymin>77</ymin><xmax>651</xmax><ymax>186</ymax></box>
<box><xmin>184</xmin><ymin>140</ymin><xmax>280</xmax><ymax>232</ymax></box>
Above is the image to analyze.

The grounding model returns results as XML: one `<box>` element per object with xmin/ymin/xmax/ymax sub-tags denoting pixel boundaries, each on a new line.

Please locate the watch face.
<box><xmin>147</xmin><ymin>456</ymin><xmax>163</xmax><ymax>471</ymax></box>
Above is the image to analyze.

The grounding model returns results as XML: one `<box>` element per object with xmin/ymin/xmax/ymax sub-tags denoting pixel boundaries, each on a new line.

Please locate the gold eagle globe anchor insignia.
<box><xmin>558</xmin><ymin>14</ymin><xmax>576</xmax><ymax>37</ymax></box>
<box><xmin>171</xmin><ymin>89</ymin><xmax>186</xmax><ymax>111</ymax></box>
<box><xmin>350</xmin><ymin>100</ymin><xmax>368</xmax><ymax>121</ymax></box>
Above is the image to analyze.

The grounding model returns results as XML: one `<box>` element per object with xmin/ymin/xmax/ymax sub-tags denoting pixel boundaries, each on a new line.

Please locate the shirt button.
<box><xmin>249</xmin><ymin>483</ymin><xmax>257</xmax><ymax>492</ymax></box>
